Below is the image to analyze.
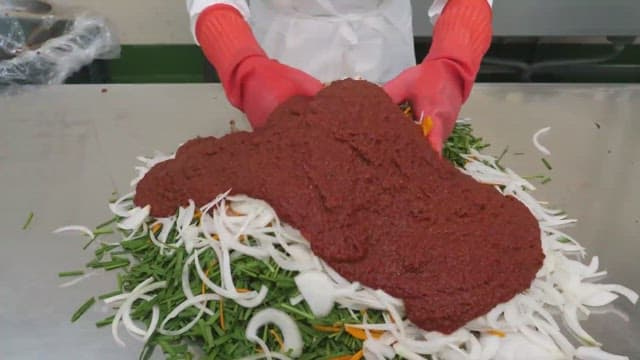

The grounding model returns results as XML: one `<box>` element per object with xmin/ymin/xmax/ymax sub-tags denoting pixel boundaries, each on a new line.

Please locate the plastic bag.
<box><xmin>0</xmin><ymin>0</ymin><xmax>120</xmax><ymax>87</ymax></box>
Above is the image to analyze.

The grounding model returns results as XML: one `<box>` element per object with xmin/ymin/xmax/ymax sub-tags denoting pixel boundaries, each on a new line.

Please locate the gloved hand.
<box><xmin>195</xmin><ymin>4</ymin><xmax>323</xmax><ymax>128</ymax></box>
<box><xmin>383</xmin><ymin>0</ymin><xmax>492</xmax><ymax>154</ymax></box>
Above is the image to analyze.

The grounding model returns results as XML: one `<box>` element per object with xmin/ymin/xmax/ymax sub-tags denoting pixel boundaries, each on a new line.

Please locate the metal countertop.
<box><xmin>1</xmin><ymin>83</ymin><xmax>638</xmax><ymax>359</ymax></box>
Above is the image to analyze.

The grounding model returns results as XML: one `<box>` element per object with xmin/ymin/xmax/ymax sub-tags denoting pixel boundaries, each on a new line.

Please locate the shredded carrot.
<box><xmin>201</xmin><ymin>260</ymin><xmax>216</xmax><ymax>295</ymax></box>
<box><xmin>350</xmin><ymin>349</ymin><xmax>364</xmax><ymax>360</ymax></box>
<box><xmin>194</xmin><ymin>209</ymin><xmax>202</xmax><ymax>219</ymax></box>
<box><xmin>236</xmin><ymin>288</ymin><xmax>250</xmax><ymax>293</ymax></box>
<box><xmin>150</xmin><ymin>223</ymin><xmax>162</xmax><ymax>234</ymax></box>
<box><xmin>269</xmin><ymin>329</ymin><xmax>285</xmax><ymax>351</ymax></box>
<box><xmin>313</xmin><ymin>324</ymin><xmax>342</xmax><ymax>333</ymax></box>
<box><xmin>422</xmin><ymin>116</ymin><xmax>434</xmax><ymax>136</ymax></box>
<box><xmin>328</xmin><ymin>355</ymin><xmax>353</xmax><ymax>360</ymax></box>
<box><xmin>344</xmin><ymin>325</ymin><xmax>383</xmax><ymax>340</ymax></box>
<box><xmin>219</xmin><ymin>300</ymin><xmax>225</xmax><ymax>330</ymax></box>
<box><xmin>403</xmin><ymin>106</ymin><xmax>413</xmax><ymax>116</ymax></box>
<box><xmin>488</xmin><ymin>329</ymin><xmax>506</xmax><ymax>338</ymax></box>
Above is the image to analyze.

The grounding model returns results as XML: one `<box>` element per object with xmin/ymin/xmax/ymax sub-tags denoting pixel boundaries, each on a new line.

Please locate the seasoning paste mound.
<box><xmin>134</xmin><ymin>79</ymin><xmax>544</xmax><ymax>334</ymax></box>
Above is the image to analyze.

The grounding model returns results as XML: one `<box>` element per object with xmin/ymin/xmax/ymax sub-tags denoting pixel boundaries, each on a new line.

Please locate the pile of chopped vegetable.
<box><xmin>57</xmin><ymin>121</ymin><xmax>638</xmax><ymax>360</ymax></box>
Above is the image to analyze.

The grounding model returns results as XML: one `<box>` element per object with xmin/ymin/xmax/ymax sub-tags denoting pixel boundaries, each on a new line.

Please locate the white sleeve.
<box><xmin>428</xmin><ymin>0</ymin><xmax>493</xmax><ymax>24</ymax></box>
<box><xmin>186</xmin><ymin>0</ymin><xmax>251</xmax><ymax>43</ymax></box>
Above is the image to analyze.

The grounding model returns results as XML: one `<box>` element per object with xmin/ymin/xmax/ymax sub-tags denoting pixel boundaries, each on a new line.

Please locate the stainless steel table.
<box><xmin>1</xmin><ymin>84</ymin><xmax>638</xmax><ymax>359</ymax></box>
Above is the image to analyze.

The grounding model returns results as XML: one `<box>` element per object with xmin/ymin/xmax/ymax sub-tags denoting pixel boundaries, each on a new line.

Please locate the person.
<box><xmin>186</xmin><ymin>0</ymin><xmax>492</xmax><ymax>154</ymax></box>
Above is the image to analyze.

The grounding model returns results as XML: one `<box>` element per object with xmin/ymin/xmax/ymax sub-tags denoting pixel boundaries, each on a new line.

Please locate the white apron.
<box><xmin>247</xmin><ymin>0</ymin><xmax>416</xmax><ymax>84</ymax></box>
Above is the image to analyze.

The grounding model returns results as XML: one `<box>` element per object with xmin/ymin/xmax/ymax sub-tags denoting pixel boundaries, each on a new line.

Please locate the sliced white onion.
<box><xmin>53</xmin><ymin>225</ymin><xmax>95</xmax><ymax>239</ymax></box>
<box><xmin>399</xmin><ymin>332</ymin><xmax>468</xmax><ymax>355</ymax></box>
<box><xmin>111</xmin><ymin>278</ymin><xmax>166</xmax><ymax>347</ymax></box>
<box><xmin>234</xmin><ymin>286</ymin><xmax>269</xmax><ymax>308</ymax></box>
<box><xmin>599</xmin><ymin>284</ymin><xmax>639</xmax><ymax>304</ymax></box>
<box><xmin>192</xmin><ymin>247</ymin><xmax>257</xmax><ymax>301</ymax></box>
<box><xmin>478</xmin><ymin>334</ymin><xmax>501</xmax><ymax>360</ymax></box>
<box><xmin>58</xmin><ymin>270</ymin><xmax>98</xmax><ymax>288</ymax></box>
<box><xmin>393</xmin><ymin>343</ymin><xmax>427</xmax><ymax>360</ymax></box>
<box><xmin>246</xmin><ymin>308</ymin><xmax>303</xmax><ymax>357</ymax></box>
<box><xmin>533</xmin><ymin>126</ymin><xmax>552</xmax><ymax>156</ymax></box>
<box><xmin>294</xmin><ymin>271</ymin><xmax>337</xmax><ymax>317</ymax></box>
<box><xmin>579</xmin><ymin>285</ymin><xmax>619</xmax><ymax>307</ymax></box>
<box><xmin>148</xmin><ymin>222</ymin><xmax>171</xmax><ymax>253</ymax></box>
<box><xmin>158</xmin><ymin>294</ymin><xmax>221</xmax><ymax>336</ymax></box>
<box><xmin>182</xmin><ymin>251</ymin><xmax>214</xmax><ymax>315</ymax></box>
<box><xmin>200</xmin><ymin>189</ymin><xmax>232</xmax><ymax>216</ymax></box>
<box><xmin>108</xmin><ymin>192</ymin><xmax>136</xmax><ymax>217</ymax></box>
<box><xmin>289</xmin><ymin>294</ymin><xmax>304</xmax><ymax>306</ymax></box>
<box><xmin>364</xmin><ymin>338</ymin><xmax>396</xmax><ymax>360</ymax></box>
<box><xmin>118</xmin><ymin>205</ymin><xmax>150</xmax><ymax>231</ymax></box>
<box><xmin>575</xmin><ymin>346</ymin><xmax>629</xmax><ymax>360</ymax></box>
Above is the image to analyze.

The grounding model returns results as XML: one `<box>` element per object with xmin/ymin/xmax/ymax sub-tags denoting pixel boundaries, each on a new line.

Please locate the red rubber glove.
<box><xmin>195</xmin><ymin>5</ymin><xmax>323</xmax><ymax>128</ymax></box>
<box><xmin>383</xmin><ymin>0</ymin><xmax>492</xmax><ymax>154</ymax></box>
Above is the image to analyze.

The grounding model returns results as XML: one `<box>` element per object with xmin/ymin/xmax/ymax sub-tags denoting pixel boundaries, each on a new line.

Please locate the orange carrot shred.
<box><xmin>488</xmin><ymin>329</ymin><xmax>506</xmax><ymax>338</ymax></box>
<box><xmin>151</xmin><ymin>223</ymin><xmax>162</xmax><ymax>234</ymax></box>
<box><xmin>328</xmin><ymin>356</ymin><xmax>353</xmax><ymax>360</ymax></box>
<box><xmin>202</xmin><ymin>261</ymin><xmax>216</xmax><ymax>295</ymax></box>
<box><xmin>350</xmin><ymin>349</ymin><xmax>364</xmax><ymax>360</ymax></box>
<box><xmin>344</xmin><ymin>325</ymin><xmax>383</xmax><ymax>340</ymax></box>
<box><xmin>219</xmin><ymin>300</ymin><xmax>225</xmax><ymax>331</ymax></box>
<box><xmin>270</xmin><ymin>329</ymin><xmax>285</xmax><ymax>351</ymax></box>
<box><xmin>422</xmin><ymin>116</ymin><xmax>434</xmax><ymax>136</ymax></box>
<box><xmin>313</xmin><ymin>324</ymin><xmax>341</xmax><ymax>333</ymax></box>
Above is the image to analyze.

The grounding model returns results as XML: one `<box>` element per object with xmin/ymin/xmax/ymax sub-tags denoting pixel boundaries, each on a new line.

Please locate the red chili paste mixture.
<box><xmin>134</xmin><ymin>79</ymin><xmax>543</xmax><ymax>333</ymax></box>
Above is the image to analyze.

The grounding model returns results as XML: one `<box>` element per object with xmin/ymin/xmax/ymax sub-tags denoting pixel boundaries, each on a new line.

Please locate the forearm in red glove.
<box><xmin>383</xmin><ymin>0</ymin><xmax>492</xmax><ymax>154</ymax></box>
<box><xmin>195</xmin><ymin>5</ymin><xmax>323</xmax><ymax>128</ymax></box>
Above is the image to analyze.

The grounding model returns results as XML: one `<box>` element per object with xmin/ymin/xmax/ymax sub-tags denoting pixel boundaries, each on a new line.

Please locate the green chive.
<box><xmin>104</xmin><ymin>261</ymin><xmax>130</xmax><ymax>271</ymax></box>
<box><xmin>279</xmin><ymin>304</ymin><xmax>314</xmax><ymax>320</ymax></box>
<box><xmin>94</xmin><ymin>228</ymin><xmax>115</xmax><ymax>236</ymax></box>
<box><xmin>95</xmin><ymin>244</ymin><xmax>119</xmax><ymax>258</ymax></box>
<box><xmin>82</xmin><ymin>236</ymin><xmax>98</xmax><ymax>250</ymax></box>
<box><xmin>541</xmin><ymin>177</ymin><xmax>552</xmax><ymax>185</ymax></box>
<box><xmin>95</xmin><ymin>217</ymin><xmax>118</xmax><ymax>230</ymax></box>
<box><xmin>96</xmin><ymin>315</ymin><xmax>115</xmax><ymax>328</ymax></box>
<box><xmin>98</xmin><ymin>290</ymin><xmax>122</xmax><ymax>300</ymax></box>
<box><xmin>71</xmin><ymin>297</ymin><xmax>96</xmax><ymax>322</ymax></box>
<box><xmin>523</xmin><ymin>175</ymin><xmax>546</xmax><ymax>180</ymax></box>
<box><xmin>496</xmin><ymin>146</ymin><xmax>509</xmax><ymax>165</ymax></box>
<box><xmin>542</xmin><ymin>158</ymin><xmax>553</xmax><ymax>170</ymax></box>
<box><xmin>58</xmin><ymin>271</ymin><xmax>84</xmax><ymax>278</ymax></box>
<box><xmin>22</xmin><ymin>212</ymin><xmax>34</xmax><ymax>230</ymax></box>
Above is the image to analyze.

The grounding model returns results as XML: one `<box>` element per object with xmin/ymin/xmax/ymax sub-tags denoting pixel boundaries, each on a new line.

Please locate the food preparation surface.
<box><xmin>1</xmin><ymin>83</ymin><xmax>638</xmax><ymax>359</ymax></box>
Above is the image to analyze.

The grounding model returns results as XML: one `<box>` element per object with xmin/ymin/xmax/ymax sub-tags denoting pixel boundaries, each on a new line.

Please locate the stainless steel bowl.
<box><xmin>1</xmin><ymin>0</ymin><xmax>52</xmax><ymax>15</ymax></box>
